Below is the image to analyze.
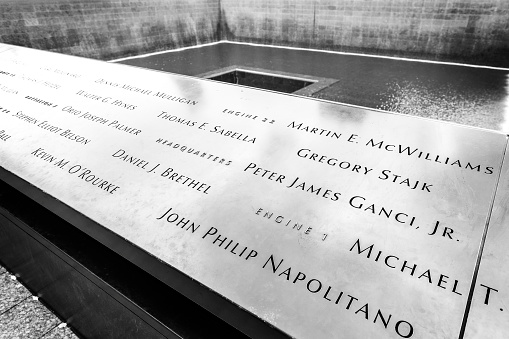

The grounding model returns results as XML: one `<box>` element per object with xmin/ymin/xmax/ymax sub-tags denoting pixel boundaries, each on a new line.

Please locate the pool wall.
<box><xmin>0</xmin><ymin>0</ymin><xmax>221</xmax><ymax>60</ymax></box>
<box><xmin>0</xmin><ymin>0</ymin><xmax>508</xmax><ymax>66</ymax></box>
<box><xmin>221</xmin><ymin>0</ymin><xmax>509</xmax><ymax>67</ymax></box>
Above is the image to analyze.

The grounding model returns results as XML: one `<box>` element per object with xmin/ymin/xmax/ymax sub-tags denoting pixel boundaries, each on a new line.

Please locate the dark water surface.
<box><xmin>116</xmin><ymin>42</ymin><xmax>509</xmax><ymax>132</ymax></box>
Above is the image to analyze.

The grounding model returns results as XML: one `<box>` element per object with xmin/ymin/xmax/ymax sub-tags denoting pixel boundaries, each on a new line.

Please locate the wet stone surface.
<box><xmin>0</xmin><ymin>298</ymin><xmax>61</xmax><ymax>339</ymax></box>
<box><xmin>0</xmin><ymin>274</ymin><xmax>31</xmax><ymax>315</ymax></box>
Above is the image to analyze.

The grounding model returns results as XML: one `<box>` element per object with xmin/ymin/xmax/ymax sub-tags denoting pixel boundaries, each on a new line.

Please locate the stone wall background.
<box><xmin>221</xmin><ymin>0</ymin><xmax>509</xmax><ymax>66</ymax></box>
<box><xmin>0</xmin><ymin>0</ymin><xmax>508</xmax><ymax>66</ymax></box>
<box><xmin>0</xmin><ymin>0</ymin><xmax>220</xmax><ymax>60</ymax></box>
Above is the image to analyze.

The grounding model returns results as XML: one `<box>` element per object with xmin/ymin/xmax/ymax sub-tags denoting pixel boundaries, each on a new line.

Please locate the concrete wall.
<box><xmin>0</xmin><ymin>0</ymin><xmax>508</xmax><ymax>66</ymax></box>
<box><xmin>0</xmin><ymin>0</ymin><xmax>220</xmax><ymax>60</ymax></box>
<box><xmin>221</xmin><ymin>0</ymin><xmax>509</xmax><ymax>67</ymax></box>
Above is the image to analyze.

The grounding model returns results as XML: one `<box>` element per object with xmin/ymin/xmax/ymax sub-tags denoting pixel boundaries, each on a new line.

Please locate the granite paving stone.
<box><xmin>0</xmin><ymin>274</ymin><xmax>31</xmax><ymax>315</ymax></box>
<box><xmin>0</xmin><ymin>298</ymin><xmax>61</xmax><ymax>339</ymax></box>
<box><xmin>41</xmin><ymin>324</ymin><xmax>80</xmax><ymax>339</ymax></box>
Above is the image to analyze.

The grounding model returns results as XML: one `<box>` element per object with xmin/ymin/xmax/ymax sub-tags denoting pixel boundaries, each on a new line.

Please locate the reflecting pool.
<box><xmin>116</xmin><ymin>42</ymin><xmax>509</xmax><ymax>132</ymax></box>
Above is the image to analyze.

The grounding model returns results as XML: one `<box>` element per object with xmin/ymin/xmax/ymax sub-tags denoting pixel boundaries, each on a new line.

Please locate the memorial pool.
<box><xmin>116</xmin><ymin>41</ymin><xmax>509</xmax><ymax>132</ymax></box>
<box><xmin>1</xmin><ymin>43</ymin><xmax>509</xmax><ymax>338</ymax></box>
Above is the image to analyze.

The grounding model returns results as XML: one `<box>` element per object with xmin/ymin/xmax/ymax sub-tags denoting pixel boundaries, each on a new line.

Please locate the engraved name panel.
<box><xmin>0</xmin><ymin>44</ymin><xmax>507</xmax><ymax>338</ymax></box>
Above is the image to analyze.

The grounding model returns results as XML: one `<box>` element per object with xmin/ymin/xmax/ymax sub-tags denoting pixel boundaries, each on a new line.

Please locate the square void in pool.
<box><xmin>207</xmin><ymin>69</ymin><xmax>314</xmax><ymax>93</ymax></box>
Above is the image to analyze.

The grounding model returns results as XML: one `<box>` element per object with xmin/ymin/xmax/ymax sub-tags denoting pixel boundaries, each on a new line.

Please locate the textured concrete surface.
<box><xmin>0</xmin><ymin>274</ymin><xmax>31</xmax><ymax>315</ymax></box>
<box><xmin>41</xmin><ymin>325</ymin><xmax>80</xmax><ymax>339</ymax></box>
<box><xmin>0</xmin><ymin>265</ymin><xmax>80</xmax><ymax>339</ymax></box>
<box><xmin>0</xmin><ymin>298</ymin><xmax>61</xmax><ymax>339</ymax></box>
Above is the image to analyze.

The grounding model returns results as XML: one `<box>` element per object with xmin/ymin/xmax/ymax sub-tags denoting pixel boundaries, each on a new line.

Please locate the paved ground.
<box><xmin>0</xmin><ymin>264</ymin><xmax>79</xmax><ymax>339</ymax></box>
